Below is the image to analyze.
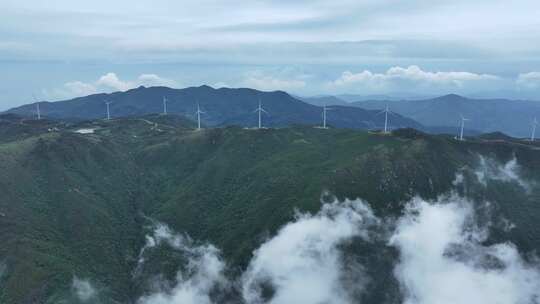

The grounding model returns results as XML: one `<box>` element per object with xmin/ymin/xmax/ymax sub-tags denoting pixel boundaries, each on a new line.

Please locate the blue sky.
<box><xmin>1</xmin><ymin>0</ymin><xmax>540</xmax><ymax>109</ymax></box>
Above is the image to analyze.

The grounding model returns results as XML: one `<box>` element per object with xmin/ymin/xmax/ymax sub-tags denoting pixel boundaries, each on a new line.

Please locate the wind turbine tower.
<box><xmin>531</xmin><ymin>117</ymin><xmax>538</xmax><ymax>142</ymax></box>
<box><xmin>377</xmin><ymin>105</ymin><xmax>392</xmax><ymax>133</ymax></box>
<box><xmin>195</xmin><ymin>102</ymin><xmax>205</xmax><ymax>130</ymax></box>
<box><xmin>459</xmin><ymin>115</ymin><xmax>469</xmax><ymax>141</ymax></box>
<box><xmin>105</xmin><ymin>101</ymin><xmax>112</xmax><ymax>120</ymax></box>
<box><xmin>33</xmin><ymin>94</ymin><xmax>41</xmax><ymax>120</ymax></box>
<box><xmin>163</xmin><ymin>97</ymin><xmax>168</xmax><ymax>115</ymax></box>
<box><xmin>322</xmin><ymin>104</ymin><xmax>333</xmax><ymax>129</ymax></box>
<box><xmin>254</xmin><ymin>100</ymin><xmax>268</xmax><ymax>129</ymax></box>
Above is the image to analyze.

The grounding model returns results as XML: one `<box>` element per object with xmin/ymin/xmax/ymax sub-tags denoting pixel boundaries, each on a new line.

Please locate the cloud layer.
<box><xmin>45</xmin><ymin>72</ymin><xmax>178</xmax><ymax>99</ymax></box>
<box><xmin>474</xmin><ymin>156</ymin><xmax>532</xmax><ymax>191</ymax></box>
<box><xmin>136</xmin><ymin>196</ymin><xmax>539</xmax><ymax>303</ymax></box>
<box><xmin>517</xmin><ymin>72</ymin><xmax>540</xmax><ymax>89</ymax></box>
<box><xmin>391</xmin><ymin>197</ymin><xmax>540</xmax><ymax>304</ymax></box>
<box><xmin>242</xmin><ymin>200</ymin><xmax>377</xmax><ymax>304</ymax></box>
<box><xmin>2</xmin><ymin>0</ymin><xmax>539</xmax><ymax>59</ymax></box>
<box><xmin>72</xmin><ymin>277</ymin><xmax>98</xmax><ymax>302</ymax></box>
<box><xmin>39</xmin><ymin>66</ymin><xmax>540</xmax><ymax>104</ymax></box>
<box><xmin>1</xmin><ymin>0</ymin><xmax>540</xmax><ymax>107</ymax></box>
<box><xmin>328</xmin><ymin>65</ymin><xmax>500</xmax><ymax>93</ymax></box>
<box><xmin>136</xmin><ymin>224</ymin><xmax>228</xmax><ymax>304</ymax></box>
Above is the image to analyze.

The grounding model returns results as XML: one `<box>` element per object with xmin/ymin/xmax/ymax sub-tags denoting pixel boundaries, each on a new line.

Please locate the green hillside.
<box><xmin>0</xmin><ymin>114</ymin><xmax>539</xmax><ymax>303</ymax></box>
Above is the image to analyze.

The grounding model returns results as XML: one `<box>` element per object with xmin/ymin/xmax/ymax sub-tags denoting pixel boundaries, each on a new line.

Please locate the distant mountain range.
<box><xmin>351</xmin><ymin>94</ymin><xmax>540</xmax><ymax>137</ymax></box>
<box><xmin>9</xmin><ymin>86</ymin><xmax>538</xmax><ymax>136</ymax></box>
<box><xmin>300</xmin><ymin>93</ymin><xmax>540</xmax><ymax>137</ymax></box>
<box><xmin>5</xmin><ymin>85</ymin><xmax>422</xmax><ymax>131</ymax></box>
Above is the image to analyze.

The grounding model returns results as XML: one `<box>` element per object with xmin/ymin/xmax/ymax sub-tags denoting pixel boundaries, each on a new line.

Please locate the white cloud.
<box><xmin>242</xmin><ymin>199</ymin><xmax>376</xmax><ymax>304</ymax></box>
<box><xmin>241</xmin><ymin>71</ymin><xmax>306</xmax><ymax>91</ymax></box>
<box><xmin>329</xmin><ymin>65</ymin><xmax>499</xmax><ymax>91</ymax></box>
<box><xmin>212</xmin><ymin>82</ymin><xmax>230</xmax><ymax>88</ymax></box>
<box><xmin>63</xmin><ymin>81</ymin><xmax>98</xmax><ymax>96</ymax></box>
<box><xmin>474</xmin><ymin>155</ymin><xmax>532</xmax><ymax>191</ymax></box>
<box><xmin>390</xmin><ymin>196</ymin><xmax>540</xmax><ymax>304</ymax></box>
<box><xmin>96</xmin><ymin>72</ymin><xmax>133</xmax><ymax>91</ymax></box>
<box><xmin>138</xmin><ymin>74</ymin><xmax>178</xmax><ymax>88</ymax></box>
<box><xmin>72</xmin><ymin>277</ymin><xmax>97</xmax><ymax>302</ymax></box>
<box><xmin>517</xmin><ymin>72</ymin><xmax>540</xmax><ymax>89</ymax></box>
<box><xmin>137</xmin><ymin>223</ymin><xmax>229</xmax><ymax>304</ymax></box>
<box><xmin>45</xmin><ymin>72</ymin><xmax>178</xmax><ymax>100</ymax></box>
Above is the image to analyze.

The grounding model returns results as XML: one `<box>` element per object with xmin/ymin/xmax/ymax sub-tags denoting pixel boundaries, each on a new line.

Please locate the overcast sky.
<box><xmin>1</xmin><ymin>0</ymin><xmax>540</xmax><ymax>109</ymax></box>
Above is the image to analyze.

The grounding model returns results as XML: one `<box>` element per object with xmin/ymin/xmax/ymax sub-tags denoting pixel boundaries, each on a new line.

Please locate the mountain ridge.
<box><xmin>5</xmin><ymin>85</ymin><xmax>424</xmax><ymax>131</ymax></box>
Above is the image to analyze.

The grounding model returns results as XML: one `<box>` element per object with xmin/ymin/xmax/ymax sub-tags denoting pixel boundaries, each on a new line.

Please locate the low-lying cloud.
<box><xmin>474</xmin><ymin>155</ymin><xmax>532</xmax><ymax>191</ymax></box>
<box><xmin>138</xmin><ymin>193</ymin><xmax>540</xmax><ymax>304</ymax></box>
<box><xmin>72</xmin><ymin>277</ymin><xmax>97</xmax><ymax>302</ymax></box>
<box><xmin>137</xmin><ymin>223</ymin><xmax>228</xmax><ymax>304</ymax></box>
<box><xmin>390</xmin><ymin>196</ymin><xmax>540</xmax><ymax>304</ymax></box>
<box><xmin>242</xmin><ymin>200</ymin><xmax>377</xmax><ymax>304</ymax></box>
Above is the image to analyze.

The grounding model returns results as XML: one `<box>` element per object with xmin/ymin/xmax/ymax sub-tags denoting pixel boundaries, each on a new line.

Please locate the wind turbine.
<box><xmin>458</xmin><ymin>115</ymin><xmax>469</xmax><ymax>141</ymax></box>
<box><xmin>531</xmin><ymin>117</ymin><xmax>538</xmax><ymax>142</ymax></box>
<box><xmin>195</xmin><ymin>102</ymin><xmax>205</xmax><ymax>130</ymax></box>
<box><xmin>105</xmin><ymin>101</ymin><xmax>112</xmax><ymax>120</ymax></box>
<box><xmin>162</xmin><ymin>97</ymin><xmax>168</xmax><ymax>115</ymax></box>
<box><xmin>322</xmin><ymin>104</ymin><xmax>333</xmax><ymax>129</ymax></box>
<box><xmin>32</xmin><ymin>94</ymin><xmax>41</xmax><ymax>120</ymax></box>
<box><xmin>254</xmin><ymin>100</ymin><xmax>268</xmax><ymax>129</ymax></box>
<box><xmin>376</xmin><ymin>105</ymin><xmax>393</xmax><ymax>133</ymax></box>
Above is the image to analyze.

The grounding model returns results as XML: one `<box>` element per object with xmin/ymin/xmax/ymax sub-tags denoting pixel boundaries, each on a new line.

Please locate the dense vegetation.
<box><xmin>0</xmin><ymin>113</ymin><xmax>539</xmax><ymax>303</ymax></box>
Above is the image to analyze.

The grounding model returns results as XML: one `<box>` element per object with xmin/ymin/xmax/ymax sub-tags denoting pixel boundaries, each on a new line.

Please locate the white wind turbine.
<box><xmin>531</xmin><ymin>117</ymin><xmax>538</xmax><ymax>142</ymax></box>
<box><xmin>322</xmin><ymin>104</ymin><xmax>333</xmax><ymax>129</ymax></box>
<box><xmin>254</xmin><ymin>100</ymin><xmax>268</xmax><ymax>129</ymax></box>
<box><xmin>195</xmin><ymin>102</ymin><xmax>205</xmax><ymax>130</ymax></box>
<box><xmin>162</xmin><ymin>97</ymin><xmax>168</xmax><ymax>115</ymax></box>
<box><xmin>32</xmin><ymin>94</ymin><xmax>41</xmax><ymax>120</ymax></box>
<box><xmin>458</xmin><ymin>114</ymin><xmax>469</xmax><ymax>141</ymax></box>
<box><xmin>105</xmin><ymin>100</ymin><xmax>112</xmax><ymax>120</ymax></box>
<box><xmin>376</xmin><ymin>105</ymin><xmax>394</xmax><ymax>133</ymax></box>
